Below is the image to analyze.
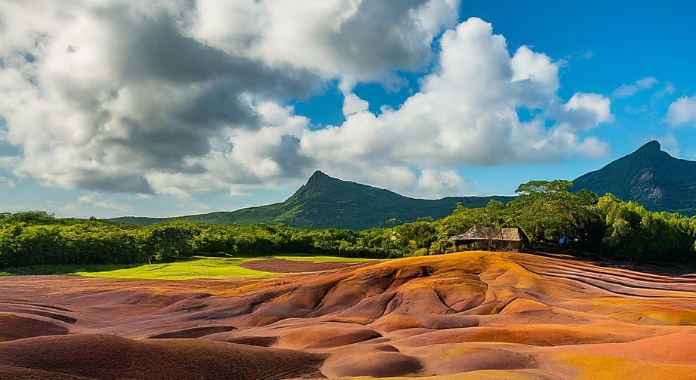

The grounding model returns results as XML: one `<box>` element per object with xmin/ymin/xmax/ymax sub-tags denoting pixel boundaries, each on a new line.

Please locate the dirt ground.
<box><xmin>2</xmin><ymin>251</ymin><xmax>696</xmax><ymax>379</ymax></box>
<box><xmin>241</xmin><ymin>257</ymin><xmax>363</xmax><ymax>273</ymax></box>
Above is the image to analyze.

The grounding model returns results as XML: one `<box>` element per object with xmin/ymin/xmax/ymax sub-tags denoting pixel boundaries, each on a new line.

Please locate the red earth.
<box><xmin>2</xmin><ymin>251</ymin><xmax>696</xmax><ymax>379</ymax></box>
<box><xmin>240</xmin><ymin>257</ymin><xmax>362</xmax><ymax>273</ymax></box>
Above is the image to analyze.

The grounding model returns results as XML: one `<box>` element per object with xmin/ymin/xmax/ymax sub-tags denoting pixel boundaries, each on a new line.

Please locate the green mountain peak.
<box><xmin>572</xmin><ymin>140</ymin><xmax>696</xmax><ymax>215</ymax></box>
<box><xmin>113</xmin><ymin>171</ymin><xmax>514</xmax><ymax>229</ymax></box>
<box><xmin>638</xmin><ymin>139</ymin><xmax>660</xmax><ymax>151</ymax></box>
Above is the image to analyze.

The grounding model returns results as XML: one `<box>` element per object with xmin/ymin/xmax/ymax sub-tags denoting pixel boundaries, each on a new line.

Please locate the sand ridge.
<box><xmin>2</xmin><ymin>251</ymin><xmax>696</xmax><ymax>379</ymax></box>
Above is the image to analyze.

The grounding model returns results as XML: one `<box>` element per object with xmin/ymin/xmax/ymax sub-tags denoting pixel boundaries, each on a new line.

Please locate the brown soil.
<box><xmin>2</xmin><ymin>251</ymin><xmax>696</xmax><ymax>379</ymax></box>
<box><xmin>0</xmin><ymin>334</ymin><xmax>324</xmax><ymax>380</ymax></box>
<box><xmin>240</xmin><ymin>257</ymin><xmax>362</xmax><ymax>273</ymax></box>
<box><xmin>0</xmin><ymin>314</ymin><xmax>69</xmax><ymax>341</ymax></box>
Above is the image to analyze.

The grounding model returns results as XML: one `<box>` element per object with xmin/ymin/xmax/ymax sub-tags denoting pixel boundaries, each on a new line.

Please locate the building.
<box><xmin>451</xmin><ymin>225</ymin><xmax>529</xmax><ymax>252</ymax></box>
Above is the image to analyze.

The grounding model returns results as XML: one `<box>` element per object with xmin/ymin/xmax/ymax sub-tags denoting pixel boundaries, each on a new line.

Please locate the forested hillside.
<box><xmin>572</xmin><ymin>140</ymin><xmax>696</xmax><ymax>216</ymax></box>
<box><xmin>113</xmin><ymin>171</ymin><xmax>515</xmax><ymax>230</ymax></box>
<box><xmin>3</xmin><ymin>180</ymin><xmax>696</xmax><ymax>269</ymax></box>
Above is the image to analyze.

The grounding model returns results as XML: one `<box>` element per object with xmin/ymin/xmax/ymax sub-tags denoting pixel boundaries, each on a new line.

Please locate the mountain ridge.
<box><xmin>571</xmin><ymin>140</ymin><xmax>696</xmax><ymax>216</ymax></box>
<box><xmin>114</xmin><ymin>140</ymin><xmax>696</xmax><ymax>229</ymax></box>
<box><xmin>113</xmin><ymin>171</ymin><xmax>515</xmax><ymax>230</ymax></box>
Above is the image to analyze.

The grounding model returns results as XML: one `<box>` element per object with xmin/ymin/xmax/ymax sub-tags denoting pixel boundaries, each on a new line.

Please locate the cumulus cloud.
<box><xmin>0</xmin><ymin>0</ymin><xmax>460</xmax><ymax>197</ymax></box>
<box><xmin>299</xmin><ymin>18</ymin><xmax>612</xmax><ymax>194</ymax></box>
<box><xmin>64</xmin><ymin>193</ymin><xmax>130</xmax><ymax>212</ymax></box>
<box><xmin>560</xmin><ymin>93</ymin><xmax>613</xmax><ymax>131</ymax></box>
<box><xmin>0</xmin><ymin>2</ymin><xmax>612</xmax><ymax>199</ymax></box>
<box><xmin>342</xmin><ymin>92</ymin><xmax>370</xmax><ymax>117</ymax></box>
<box><xmin>193</xmin><ymin>0</ymin><xmax>461</xmax><ymax>82</ymax></box>
<box><xmin>612</xmin><ymin>76</ymin><xmax>659</xmax><ymax>98</ymax></box>
<box><xmin>0</xmin><ymin>1</ymin><xmax>329</xmax><ymax>194</ymax></box>
<box><xmin>666</xmin><ymin>96</ymin><xmax>696</xmax><ymax>127</ymax></box>
<box><xmin>144</xmin><ymin>102</ymin><xmax>315</xmax><ymax>197</ymax></box>
<box><xmin>416</xmin><ymin>169</ymin><xmax>468</xmax><ymax>196</ymax></box>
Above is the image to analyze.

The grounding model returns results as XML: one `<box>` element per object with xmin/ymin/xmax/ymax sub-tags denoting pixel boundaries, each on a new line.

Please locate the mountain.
<box><xmin>572</xmin><ymin>140</ymin><xmax>696</xmax><ymax>216</ymax></box>
<box><xmin>113</xmin><ymin>171</ymin><xmax>515</xmax><ymax>230</ymax></box>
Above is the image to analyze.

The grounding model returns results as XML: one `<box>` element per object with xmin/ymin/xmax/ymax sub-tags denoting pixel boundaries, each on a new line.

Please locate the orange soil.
<box><xmin>2</xmin><ymin>251</ymin><xmax>696</xmax><ymax>379</ymax></box>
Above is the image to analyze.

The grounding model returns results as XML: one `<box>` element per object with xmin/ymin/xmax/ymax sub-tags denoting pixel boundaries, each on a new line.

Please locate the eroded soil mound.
<box><xmin>2</xmin><ymin>251</ymin><xmax>696</xmax><ymax>379</ymax></box>
<box><xmin>0</xmin><ymin>314</ymin><xmax>68</xmax><ymax>341</ymax></box>
<box><xmin>0</xmin><ymin>334</ymin><xmax>324</xmax><ymax>380</ymax></box>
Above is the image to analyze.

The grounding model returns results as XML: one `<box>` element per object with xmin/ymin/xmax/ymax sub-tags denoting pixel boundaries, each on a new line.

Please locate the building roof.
<box><xmin>452</xmin><ymin>226</ymin><xmax>528</xmax><ymax>242</ymax></box>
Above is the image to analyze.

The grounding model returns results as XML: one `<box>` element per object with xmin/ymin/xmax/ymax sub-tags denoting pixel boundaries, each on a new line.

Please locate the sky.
<box><xmin>1</xmin><ymin>0</ymin><xmax>696</xmax><ymax>218</ymax></box>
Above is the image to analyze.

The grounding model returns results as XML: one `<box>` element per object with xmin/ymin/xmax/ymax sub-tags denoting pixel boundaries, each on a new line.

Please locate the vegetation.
<box><xmin>0</xmin><ymin>255</ymin><xmax>374</xmax><ymax>279</ymax></box>
<box><xmin>2</xmin><ymin>179</ymin><xmax>696</xmax><ymax>273</ymax></box>
<box><xmin>113</xmin><ymin>141</ymin><xmax>696</xmax><ymax>234</ymax></box>
<box><xmin>76</xmin><ymin>257</ymin><xmax>271</xmax><ymax>280</ymax></box>
<box><xmin>113</xmin><ymin>171</ymin><xmax>514</xmax><ymax>230</ymax></box>
<box><xmin>432</xmin><ymin>180</ymin><xmax>696</xmax><ymax>262</ymax></box>
<box><xmin>0</xmin><ymin>216</ymin><xmax>393</xmax><ymax>269</ymax></box>
<box><xmin>572</xmin><ymin>140</ymin><xmax>696</xmax><ymax>216</ymax></box>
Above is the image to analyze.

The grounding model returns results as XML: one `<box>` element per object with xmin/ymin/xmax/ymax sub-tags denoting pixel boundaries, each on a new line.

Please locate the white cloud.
<box><xmin>575</xmin><ymin>136</ymin><xmax>611</xmax><ymax>158</ymax></box>
<box><xmin>666</xmin><ymin>96</ymin><xmax>696</xmax><ymax>127</ymax></box>
<box><xmin>0</xmin><ymin>155</ymin><xmax>20</xmax><ymax>170</ymax></box>
<box><xmin>561</xmin><ymin>93</ymin><xmax>613</xmax><ymax>131</ymax></box>
<box><xmin>661</xmin><ymin>81</ymin><xmax>676</xmax><ymax>96</ymax></box>
<box><xmin>416</xmin><ymin>169</ymin><xmax>468</xmax><ymax>196</ymax></box>
<box><xmin>0</xmin><ymin>3</ymin><xmax>612</xmax><ymax>199</ymax></box>
<box><xmin>0</xmin><ymin>0</ymin><xmax>460</xmax><ymax>197</ymax></box>
<box><xmin>581</xmin><ymin>50</ymin><xmax>595</xmax><ymax>60</ymax></box>
<box><xmin>64</xmin><ymin>193</ymin><xmax>131</xmax><ymax>212</ymax></box>
<box><xmin>636</xmin><ymin>77</ymin><xmax>659</xmax><ymax>88</ymax></box>
<box><xmin>193</xmin><ymin>0</ymin><xmax>461</xmax><ymax>82</ymax></box>
<box><xmin>342</xmin><ymin>92</ymin><xmax>369</xmax><ymax>117</ymax></box>
<box><xmin>299</xmin><ymin>18</ymin><xmax>611</xmax><ymax>195</ymax></box>
<box><xmin>0</xmin><ymin>176</ymin><xmax>15</xmax><ymax>187</ymax></box>
<box><xmin>144</xmin><ymin>102</ymin><xmax>314</xmax><ymax>196</ymax></box>
<box><xmin>612</xmin><ymin>76</ymin><xmax>659</xmax><ymax>98</ymax></box>
<box><xmin>652</xmin><ymin>81</ymin><xmax>676</xmax><ymax>100</ymax></box>
<box><xmin>656</xmin><ymin>133</ymin><xmax>680</xmax><ymax>156</ymax></box>
<box><xmin>0</xmin><ymin>0</ymin><xmax>326</xmax><ymax>194</ymax></box>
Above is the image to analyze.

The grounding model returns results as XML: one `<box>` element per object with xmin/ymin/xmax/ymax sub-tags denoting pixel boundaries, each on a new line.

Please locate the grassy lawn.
<box><xmin>77</xmin><ymin>257</ymin><xmax>274</xmax><ymax>280</ymax></box>
<box><xmin>0</xmin><ymin>263</ymin><xmax>143</xmax><ymax>277</ymax></box>
<box><xmin>0</xmin><ymin>255</ymin><xmax>375</xmax><ymax>280</ymax></box>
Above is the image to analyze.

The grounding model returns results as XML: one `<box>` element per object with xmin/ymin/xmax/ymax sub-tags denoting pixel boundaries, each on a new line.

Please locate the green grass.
<box><xmin>1</xmin><ymin>255</ymin><xmax>375</xmax><ymax>280</ymax></box>
<box><xmin>0</xmin><ymin>263</ymin><xmax>142</xmax><ymax>276</ymax></box>
<box><xmin>75</xmin><ymin>257</ymin><xmax>273</xmax><ymax>280</ymax></box>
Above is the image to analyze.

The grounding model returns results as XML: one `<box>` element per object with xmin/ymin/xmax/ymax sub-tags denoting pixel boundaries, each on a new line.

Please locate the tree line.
<box><xmin>2</xmin><ymin>180</ymin><xmax>696</xmax><ymax>268</ymax></box>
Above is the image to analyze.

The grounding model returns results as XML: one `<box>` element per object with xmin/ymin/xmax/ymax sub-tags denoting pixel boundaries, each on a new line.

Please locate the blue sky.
<box><xmin>1</xmin><ymin>0</ymin><xmax>696</xmax><ymax>218</ymax></box>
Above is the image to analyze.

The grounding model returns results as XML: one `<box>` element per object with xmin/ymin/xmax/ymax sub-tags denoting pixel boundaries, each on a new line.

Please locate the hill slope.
<box><xmin>572</xmin><ymin>140</ymin><xmax>696</xmax><ymax>215</ymax></box>
<box><xmin>3</xmin><ymin>251</ymin><xmax>696</xmax><ymax>379</ymax></box>
<box><xmin>113</xmin><ymin>171</ymin><xmax>514</xmax><ymax>230</ymax></box>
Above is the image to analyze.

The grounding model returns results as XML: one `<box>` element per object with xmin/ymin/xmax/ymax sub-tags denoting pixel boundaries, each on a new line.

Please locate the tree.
<box><xmin>510</xmin><ymin>180</ymin><xmax>602</xmax><ymax>249</ymax></box>
<box><xmin>145</xmin><ymin>223</ymin><xmax>198</xmax><ymax>261</ymax></box>
<box><xmin>515</xmin><ymin>180</ymin><xmax>574</xmax><ymax>197</ymax></box>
